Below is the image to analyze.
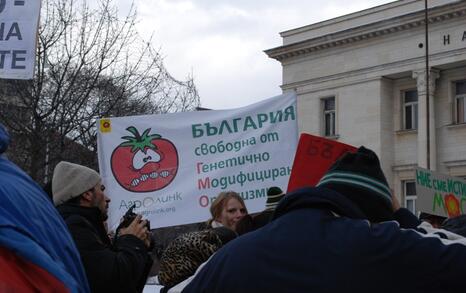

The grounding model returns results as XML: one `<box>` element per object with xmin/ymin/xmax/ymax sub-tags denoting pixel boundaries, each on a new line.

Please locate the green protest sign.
<box><xmin>416</xmin><ymin>167</ymin><xmax>466</xmax><ymax>218</ymax></box>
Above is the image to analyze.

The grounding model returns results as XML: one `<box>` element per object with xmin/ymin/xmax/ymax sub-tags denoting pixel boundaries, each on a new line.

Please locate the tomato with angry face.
<box><xmin>111</xmin><ymin>126</ymin><xmax>179</xmax><ymax>192</ymax></box>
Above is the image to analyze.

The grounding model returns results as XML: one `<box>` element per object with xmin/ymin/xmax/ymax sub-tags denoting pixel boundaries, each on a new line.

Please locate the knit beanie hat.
<box><xmin>52</xmin><ymin>161</ymin><xmax>101</xmax><ymax>206</ymax></box>
<box><xmin>266</xmin><ymin>186</ymin><xmax>285</xmax><ymax>210</ymax></box>
<box><xmin>316</xmin><ymin>146</ymin><xmax>393</xmax><ymax>222</ymax></box>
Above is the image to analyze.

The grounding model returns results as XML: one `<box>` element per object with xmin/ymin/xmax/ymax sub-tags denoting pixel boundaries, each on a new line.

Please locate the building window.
<box><xmin>403</xmin><ymin>180</ymin><xmax>417</xmax><ymax>215</ymax></box>
<box><xmin>455</xmin><ymin>80</ymin><xmax>466</xmax><ymax>124</ymax></box>
<box><xmin>322</xmin><ymin>97</ymin><xmax>335</xmax><ymax>136</ymax></box>
<box><xmin>403</xmin><ymin>90</ymin><xmax>418</xmax><ymax>130</ymax></box>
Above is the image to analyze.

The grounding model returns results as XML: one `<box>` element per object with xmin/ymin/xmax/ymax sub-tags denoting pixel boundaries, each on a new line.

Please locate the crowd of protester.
<box><xmin>2</xmin><ymin>121</ymin><xmax>466</xmax><ymax>293</ymax></box>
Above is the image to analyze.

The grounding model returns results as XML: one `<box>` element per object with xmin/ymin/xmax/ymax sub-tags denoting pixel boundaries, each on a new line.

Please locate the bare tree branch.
<box><xmin>0</xmin><ymin>0</ymin><xmax>200</xmax><ymax>182</ymax></box>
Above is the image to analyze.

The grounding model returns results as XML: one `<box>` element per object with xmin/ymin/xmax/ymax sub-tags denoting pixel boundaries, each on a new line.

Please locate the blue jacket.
<box><xmin>0</xmin><ymin>124</ymin><xmax>89</xmax><ymax>292</ymax></box>
<box><xmin>183</xmin><ymin>187</ymin><xmax>466</xmax><ymax>293</ymax></box>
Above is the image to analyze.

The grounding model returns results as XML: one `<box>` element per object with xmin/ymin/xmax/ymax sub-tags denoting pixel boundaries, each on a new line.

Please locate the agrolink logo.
<box><xmin>111</xmin><ymin>126</ymin><xmax>179</xmax><ymax>192</ymax></box>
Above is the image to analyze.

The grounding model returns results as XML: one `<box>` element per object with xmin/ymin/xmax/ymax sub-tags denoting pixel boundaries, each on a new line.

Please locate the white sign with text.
<box><xmin>97</xmin><ymin>93</ymin><xmax>298</xmax><ymax>229</ymax></box>
<box><xmin>0</xmin><ymin>0</ymin><xmax>41</xmax><ymax>79</ymax></box>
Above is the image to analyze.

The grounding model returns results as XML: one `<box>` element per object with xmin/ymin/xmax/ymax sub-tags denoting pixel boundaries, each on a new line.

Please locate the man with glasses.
<box><xmin>53</xmin><ymin>161</ymin><xmax>152</xmax><ymax>293</ymax></box>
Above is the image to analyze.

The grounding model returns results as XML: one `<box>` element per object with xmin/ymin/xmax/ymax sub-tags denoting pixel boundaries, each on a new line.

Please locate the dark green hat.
<box><xmin>266</xmin><ymin>186</ymin><xmax>284</xmax><ymax>210</ymax></box>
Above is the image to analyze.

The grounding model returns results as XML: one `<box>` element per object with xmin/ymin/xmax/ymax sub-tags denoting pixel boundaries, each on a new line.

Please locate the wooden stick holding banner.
<box><xmin>287</xmin><ymin>133</ymin><xmax>357</xmax><ymax>193</ymax></box>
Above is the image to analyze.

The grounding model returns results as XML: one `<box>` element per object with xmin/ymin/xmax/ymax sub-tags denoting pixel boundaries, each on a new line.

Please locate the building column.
<box><xmin>412</xmin><ymin>69</ymin><xmax>439</xmax><ymax>170</ymax></box>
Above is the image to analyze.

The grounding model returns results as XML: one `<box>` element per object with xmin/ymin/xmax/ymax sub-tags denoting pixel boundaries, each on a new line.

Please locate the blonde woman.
<box><xmin>207</xmin><ymin>191</ymin><xmax>247</xmax><ymax>232</ymax></box>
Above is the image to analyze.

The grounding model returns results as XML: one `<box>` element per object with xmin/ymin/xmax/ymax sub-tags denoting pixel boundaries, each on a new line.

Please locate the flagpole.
<box><xmin>425</xmin><ymin>0</ymin><xmax>430</xmax><ymax>170</ymax></box>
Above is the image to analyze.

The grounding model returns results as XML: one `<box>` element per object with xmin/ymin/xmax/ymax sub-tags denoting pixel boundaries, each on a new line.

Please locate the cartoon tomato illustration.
<box><xmin>111</xmin><ymin>126</ymin><xmax>179</xmax><ymax>192</ymax></box>
<box><xmin>444</xmin><ymin>194</ymin><xmax>460</xmax><ymax>218</ymax></box>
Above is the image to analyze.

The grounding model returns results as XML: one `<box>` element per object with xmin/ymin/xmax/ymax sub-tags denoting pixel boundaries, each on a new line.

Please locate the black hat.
<box><xmin>316</xmin><ymin>146</ymin><xmax>393</xmax><ymax>222</ymax></box>
<box><xmin>266</xmin><ymin>186</ymin><xmax>284</xmax><ymax>210</ymax></box>
<box><xmin>442</xmin><ymin>215</ymin><xmax>466</xmax><ymax>237</ymax></box>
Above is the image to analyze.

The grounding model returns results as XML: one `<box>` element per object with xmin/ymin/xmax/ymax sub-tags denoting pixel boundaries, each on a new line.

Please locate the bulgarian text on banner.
<box><xmin>97</xmin><ymin>93</ymin><xmax>298</xmax><ymax>229</ymax></box>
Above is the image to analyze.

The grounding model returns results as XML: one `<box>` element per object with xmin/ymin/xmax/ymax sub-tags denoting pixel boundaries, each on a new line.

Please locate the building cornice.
<box><xmin>265</xmin><ymin>2</ymin><xmax>466</xmax><ymax>62</ymax></box>
<box><xmin>444</xmin><ymin>159</ymin><xmax>466</xmax><ymax>168</ymax></box>
<box><xmin>392</xmin><ymin>163</ymin><xmax>418</xmax><ymax>172</ymax></box>
<box><xmin>280</xmin><ymin>47</ymin><xmax>466</xmax><ymax>92</ymax></box>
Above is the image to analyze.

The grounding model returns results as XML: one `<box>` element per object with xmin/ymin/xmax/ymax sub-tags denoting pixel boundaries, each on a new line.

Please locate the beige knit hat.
<box><xmin>52</xmin><ymin>161</ymin><xmax>101</xmax><ymax>206</ymax></box>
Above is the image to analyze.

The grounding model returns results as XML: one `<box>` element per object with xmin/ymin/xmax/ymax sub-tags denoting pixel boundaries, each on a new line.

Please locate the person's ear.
<box><xmin>81</xmin><ymin>190</ymin><xmax>94</xmax><ymax>203</ymax></box>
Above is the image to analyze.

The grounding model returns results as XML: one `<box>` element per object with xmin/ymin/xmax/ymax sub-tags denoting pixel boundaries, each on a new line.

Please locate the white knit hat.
<box><xmin>52</xmin><ymin>161</ymin><xmax>101</xmax><ymax>206</ymax></box>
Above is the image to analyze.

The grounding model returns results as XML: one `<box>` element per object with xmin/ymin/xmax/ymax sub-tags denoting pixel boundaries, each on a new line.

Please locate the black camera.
<box><xmin>119</xmin><ymin>204</ymin><xmax>151</xmax><ymax>230</ymax></box>
<box><xmin>114</xmin><ymin>204</ymin><xmax>154</xmax><ymax>250</ymax></box>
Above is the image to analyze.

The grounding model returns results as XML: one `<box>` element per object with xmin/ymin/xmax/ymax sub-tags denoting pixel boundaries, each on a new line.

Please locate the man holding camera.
<box><xmin>52</xmin><ymin>161</ymin><xmax>152</xmax><ymax>293</ymax></box>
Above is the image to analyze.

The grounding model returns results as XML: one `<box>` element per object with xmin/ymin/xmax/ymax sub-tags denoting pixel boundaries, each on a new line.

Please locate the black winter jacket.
<box><xmin>184</xmin><ymin>187</ymin><xmax>466</xmax><ymax>293</ymax></box>
<box><xmin>58</xmin><ymin>204</ymin><xmax>152</xmax><ymax>293</ymax></box>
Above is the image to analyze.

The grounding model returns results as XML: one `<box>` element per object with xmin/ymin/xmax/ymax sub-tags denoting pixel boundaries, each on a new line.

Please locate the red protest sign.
<box><xmin>287</xmin><ymin>133</ymin><xmax>357</xmax><ymax>192</ymax></box>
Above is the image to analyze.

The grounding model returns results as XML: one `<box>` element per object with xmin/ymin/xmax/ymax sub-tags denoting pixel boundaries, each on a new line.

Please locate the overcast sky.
<box><xmin>124</xmin><ymin>0</ymin><xmax>395</xmax><ymax>110</ymax></box>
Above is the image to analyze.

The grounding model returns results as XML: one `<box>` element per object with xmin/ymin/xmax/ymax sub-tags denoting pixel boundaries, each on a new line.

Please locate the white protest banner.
<box><xmin>416</xmin><ymin>167</ymin><xmax>466</xmax><ymax>218</ymax></box>
<box><xmin>97</xmin><ymin>93</ymin><xmax>298</xmax><ymax>229</ymax></box>
<box><xmin>0</xmin><ymin>0</ymin><xmax>41</xmax><ymax>79</ymax></box>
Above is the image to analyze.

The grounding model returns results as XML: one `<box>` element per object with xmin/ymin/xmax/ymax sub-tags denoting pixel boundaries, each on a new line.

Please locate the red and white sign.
<box><xmin>97</xmin><ymin>93</ymin><xmax>298</xmax><ymax>229</ymax></box>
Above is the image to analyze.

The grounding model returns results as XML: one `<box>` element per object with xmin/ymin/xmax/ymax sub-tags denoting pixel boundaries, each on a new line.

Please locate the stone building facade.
<box><xmin>265</xmin><ymin>0</ymin><xmax>466</xmax><ymax>214</ymax></box>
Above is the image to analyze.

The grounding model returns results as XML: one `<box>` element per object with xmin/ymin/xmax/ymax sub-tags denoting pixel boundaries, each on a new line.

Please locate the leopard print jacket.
<box><xmin>158</xmin><ymin>230</ymin><xmax>223</xmax><ymax>288</ymax></box>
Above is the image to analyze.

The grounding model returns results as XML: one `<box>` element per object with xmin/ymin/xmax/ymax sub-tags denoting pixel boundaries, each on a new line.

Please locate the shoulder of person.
<box><xmin>64</xmin><ymin>214</ymin><xmax>95</xmax><ymax>230</ymax></box>
<box><xmin>415</xmin><ymin>221</ymin><xmax>466</xmax><ymax>244</ymax></box>
<box><xmin>393</xmin><ymin>207</ymin><xmax>421</xmax><ymax>229</ymax></box>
